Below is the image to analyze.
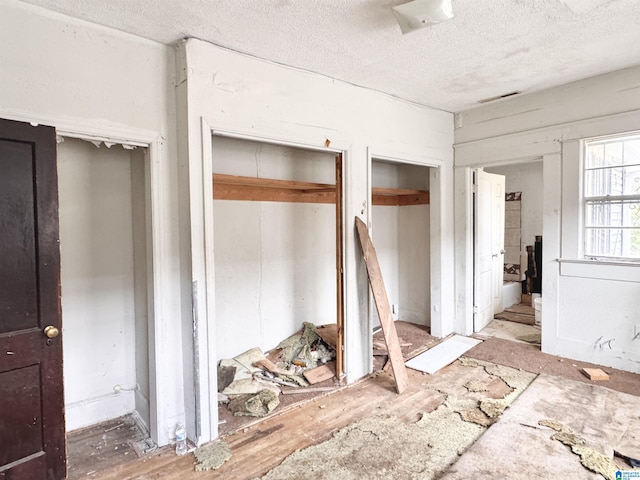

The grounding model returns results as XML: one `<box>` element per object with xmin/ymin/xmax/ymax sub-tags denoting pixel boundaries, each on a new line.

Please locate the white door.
<box><xmin>474</xmin><ymin>169</ymin><xmax>505</xmax><ymax>332</ymax></box>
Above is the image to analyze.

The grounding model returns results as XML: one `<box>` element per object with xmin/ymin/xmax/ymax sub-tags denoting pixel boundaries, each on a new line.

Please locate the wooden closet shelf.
<box><xmin>212</xmin><ymin>174</ymin><xmax>429</xmax><ymax>205</ymax></box>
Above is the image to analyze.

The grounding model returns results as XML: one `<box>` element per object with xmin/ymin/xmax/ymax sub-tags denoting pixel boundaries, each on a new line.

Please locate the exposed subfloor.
<box><xmin>78</xmin><ymin>322</ymin><xmax>640</xmax><ymax>479</ymax></box>
<box><xmin>494</xmin><ymin>301</ymin><xmax>536</xmax><ymax>325</ymax></box>
<box><xmin>478</xmin><ymin>318</ymin><xmax>541</xmax><ymax>345</ymax></box>
<box><xmin>66</xmin><ymin>413</ymin><xmax>155</xmax><ymax>479</ymax></box>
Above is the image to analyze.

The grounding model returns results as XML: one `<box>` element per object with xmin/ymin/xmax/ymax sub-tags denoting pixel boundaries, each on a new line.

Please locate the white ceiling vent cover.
<box><xmin>392</xmin><ymin>0</ymin><xmax>454</xmax><ymax>34</ymax></box>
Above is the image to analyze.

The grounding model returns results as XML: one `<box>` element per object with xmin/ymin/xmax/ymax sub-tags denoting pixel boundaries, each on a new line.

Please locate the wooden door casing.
<box><xmin>0</xmin><ymin>118</ymin><xmax>66</xmax><ymax>480</ymax></box>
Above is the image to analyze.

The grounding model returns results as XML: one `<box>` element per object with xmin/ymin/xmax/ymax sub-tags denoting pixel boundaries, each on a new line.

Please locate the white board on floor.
<box><xmin>405</xmin><ymin>335</ymin><xmax>481</xmax><ymax>375</ymax></box>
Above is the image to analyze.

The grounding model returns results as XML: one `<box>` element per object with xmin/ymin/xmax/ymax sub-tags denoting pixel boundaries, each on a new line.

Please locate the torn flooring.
<box><xmin>81</xmin><ymin>322</ymin><xmax>640</xmax><ymax>479</ymax></box>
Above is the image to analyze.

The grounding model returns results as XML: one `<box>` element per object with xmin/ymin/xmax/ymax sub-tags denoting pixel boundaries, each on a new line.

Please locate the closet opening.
<box><xmin>370</xmin><ymin>158</ymin><xmax>431</xmax><ymax>370</ymax></box>
<box><xmin>211</xmin><ymin>135</ymin><xmax>344</xmax><ymax>434</ymax></box>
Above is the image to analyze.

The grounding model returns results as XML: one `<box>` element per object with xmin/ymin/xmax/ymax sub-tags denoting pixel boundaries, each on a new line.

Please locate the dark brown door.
<box><xmin>0</xmin><ymin>119</ymin><xmax>66</xmax><ymax>479</ymax></box>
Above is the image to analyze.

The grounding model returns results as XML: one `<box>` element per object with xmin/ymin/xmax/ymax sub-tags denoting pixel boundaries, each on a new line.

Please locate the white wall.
<box><xmin>213</xmin><ymin>137</ymin><xmax>337</xmax><ymax>359</ymax></box>
<box><xmin>454</xmin><ymin>66</ymin><xmax>640</xmax><ymax>373</ymax></box>
<box><xmin>485</xmin><ymin>162</ymin><xmax>543</xmax><ymax>251</ymax></box>
<box><xmin>372</xmin><ymin>161</ymin><xmax>430</xmax><ymax>327</ymax></box>
<box><xmin>372</xmin><ymin>162</ymin><xmax>400</xmax><ymax>328</ymax></box>
<box><xmin>0</xmin><ymin>0</ymin><xmax>183</xmax><ymax>445</ymax></box>
<box><xmin>177</xmin><ymin>38</ymin><xmax>454</xmax><ymax>441</ymax></box>
<box><xmin>58</xmin><ymin>139</ymin><xmax>147</xmax><ymax>431</ymax></box>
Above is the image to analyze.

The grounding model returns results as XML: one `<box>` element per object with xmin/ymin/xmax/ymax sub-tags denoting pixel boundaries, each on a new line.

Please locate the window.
<box><xmin>583</xmin><ymin>133</ymin><xmax>640</xmax><ymax>260</ymax></box>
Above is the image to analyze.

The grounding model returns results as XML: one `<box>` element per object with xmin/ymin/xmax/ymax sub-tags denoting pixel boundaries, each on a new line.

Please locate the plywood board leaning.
<box><xmin>355</xmin><ymin>216</ymin><xmax>409</xmax><ymax>394</ymax></box>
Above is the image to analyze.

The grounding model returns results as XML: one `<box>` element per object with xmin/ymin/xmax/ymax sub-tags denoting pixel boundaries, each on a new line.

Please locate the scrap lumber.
<box><xmin>581</xmin><ymin>368</ymin><xmax>609</xmax><ymax>381</ymax></box>
<box><xmin>303</xmin><ymin>362</ymin><xmax>336</xmax><ymax>385</ymax></box>
<box><xmin>315</xmin><ymin>324</ymin><xmax>338</xmax><ymax>350</ymax></box>
<box><xmin>355</xmin><ymin>216</ymin><xmax>409</xmax><ymax>394</ymax></box>
<box><xmin>253</xmin><ymin>358</ymin><xmax>290</xmax><ymax>376</ymax></box>
<box><xmin>281</xmin><ymin>386</ymin><xmax>337</xmax><ymax>395</ymax></box>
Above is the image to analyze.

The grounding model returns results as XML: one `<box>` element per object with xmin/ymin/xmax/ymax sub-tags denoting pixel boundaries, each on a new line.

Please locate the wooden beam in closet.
<box><xmin>213</xmin><ymin>174</ymin><xmax>429</xmax><ymax>206</ymax></box>
<box><xmin>372</xmin><ymin>188</ymin><xmax>430</xmax><ymax>206</ymax></box>
<box><xmin>213</xmin><ymin>173</ymin><xmax>336</xmax><ymax>204</ymax></box>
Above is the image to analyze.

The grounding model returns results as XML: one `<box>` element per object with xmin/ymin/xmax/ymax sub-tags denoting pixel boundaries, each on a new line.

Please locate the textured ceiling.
<box><xmin>18</xmin><ymin>0</ymin><xmax>640</xmax><ymax>112</ymax></box>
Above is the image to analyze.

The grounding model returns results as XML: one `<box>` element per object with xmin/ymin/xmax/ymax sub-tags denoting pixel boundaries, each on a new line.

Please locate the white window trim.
<box><xmin>580</xmin><ymin>132</ymin><xmax>640</xmax><ymax>263</ymax></box>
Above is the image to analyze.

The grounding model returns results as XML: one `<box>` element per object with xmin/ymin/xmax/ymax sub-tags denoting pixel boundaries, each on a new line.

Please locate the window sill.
<box><xmin>558</xmin><ymin>258</ymin><xmax>640</xmax><ymax>282</ymax></box>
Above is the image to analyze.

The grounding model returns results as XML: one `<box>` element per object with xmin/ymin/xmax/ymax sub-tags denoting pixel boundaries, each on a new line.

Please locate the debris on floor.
<box><xmin>228</xmin><ymin>389</ymin><xmax>280</xmax><ymax>417</ymax></box>
<box><xmin>443</xmin><ymin>374</ymin><xmax>640</xmax><ymax>479</ymax></box>
<box><xmin>582</xmin><ymin>367</ymin><xmax>609</xmax><ymax>381</ymax></box>
<box><xmin>218</xmin><ymin>322</ymin><xmax>338</xmax><ymax>419</ymax></box>
<box><xmin>194</xmin><ymin>441</ymin><xmax>232</xmax><ymax>472</ymax></box>
<box><xmin>303</xmin><ymin>362</ymin><xmax>336</xmax><ymax>384</ymax></box>
<box><xmin>405</xmin><ymin>335</ymin><xmax>482</xmax><ymax>375</ymax></box>
<box><xmin>261</xmin><ymin>411</ymin><xmax>484</xmax><ymax>480</ymax></box>
<box><xmin>261</xmin><ymin>359</ymin><xmax>535</xmax><ymax>479</ymax></box>
<box><xmin>539</xmin><ymin>418</ymin><xmax>618</xmax><ymax>480</ymax></box>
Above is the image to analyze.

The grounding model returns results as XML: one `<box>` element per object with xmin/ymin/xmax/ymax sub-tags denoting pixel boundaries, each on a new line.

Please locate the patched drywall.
<box><xmin>58</xmin><ymin>139</ymin><xmax>149</xmax><ymax>431</ymax></box>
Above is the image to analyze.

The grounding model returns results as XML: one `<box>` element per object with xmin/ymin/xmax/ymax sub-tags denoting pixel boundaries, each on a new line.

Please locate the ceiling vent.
<box><xmin>478</xmin><ymin>91</ymin><xmax>522</xmax><ymax>104</ymax></box>
<box><xmin>392</xmin><ymin>0</ymin><xmax>454</xmax><ymax>34</ymax></box>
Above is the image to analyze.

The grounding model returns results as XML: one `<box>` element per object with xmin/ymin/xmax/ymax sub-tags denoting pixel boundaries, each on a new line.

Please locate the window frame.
<box><xmin>581</xmin><ymin>131</ymin><xmax>640</xmax><ymax>263</ymax></box>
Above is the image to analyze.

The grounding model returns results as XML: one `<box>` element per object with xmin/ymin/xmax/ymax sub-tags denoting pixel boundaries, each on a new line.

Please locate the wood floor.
<box><xmin>67</xmin><ymin>321</ymin><xmax>640</xmax><ymax>479</ymax></box>
<box><xmin>493</xmin><ymin>302</ymin><xmax>536</xmax><ymax>325</ymax></box>
<box><xmin>80</xmin><ymin>368</ymin><xmax>450</xmax><ymax>479</ymax></box>
<box><xmin>67</xmin><ymin>414</ymin><xmax>154</xmax><ymax>479</ymax></box>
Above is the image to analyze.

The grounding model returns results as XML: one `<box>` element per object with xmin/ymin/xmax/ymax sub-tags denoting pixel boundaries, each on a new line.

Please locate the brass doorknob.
<box><xmin>44</xmin><ymin>326</ymin><xmax>59</xmax><ymax>339</ymax></box>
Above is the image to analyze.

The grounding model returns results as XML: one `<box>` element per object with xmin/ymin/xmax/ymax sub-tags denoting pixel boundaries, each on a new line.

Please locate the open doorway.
<box><xmin>57</xmin><ymin>138</ymin><xmax>155</xmax><ymax>477</ymax></box>
<box><xmin>211</xmin><ymin>136</ymin><xmax>345</xmax><ymax>435</ymax></box>
<box><xmin>478</xmin><ymin>161</ymin><xmax>543</xmax><ymax>347</ymax></box>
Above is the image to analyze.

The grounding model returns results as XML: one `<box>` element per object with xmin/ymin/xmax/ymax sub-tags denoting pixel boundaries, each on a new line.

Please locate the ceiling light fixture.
<box><xmin>392</xmin><ymin>0</ymin><xmax>454</xmax><ymax>34</ymax></box>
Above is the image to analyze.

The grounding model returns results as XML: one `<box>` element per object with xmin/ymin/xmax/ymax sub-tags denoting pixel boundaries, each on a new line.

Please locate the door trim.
<box><xmin>23</xmin><ymin>118</ymin><xmax>168</xmax><ymax>446</ymax></box>
<box><xmin>200</xmin><ymin>124</ymin><xmax>347</xmax><ymax>442</ymax></box>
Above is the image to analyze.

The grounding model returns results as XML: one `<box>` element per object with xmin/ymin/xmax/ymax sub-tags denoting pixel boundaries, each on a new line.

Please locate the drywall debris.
<box><xmin>217</xmin><ymin>364</ymin><xmax>236</xmax><ymax>392</ymax></box>
<box><xmin>228</xmin><ymin>389</ymin><xmax>280</xmax><ymax>417</ymax></box>
<box><xmin>194</xmin><ymin>441</ymin><xmax>232</xmax><ymax>472</ymax></box>
<box><xmin>234</xmin><ymin>347</ymin><xmax>268</xmax><ymax>373</ymax></box>
<box><xmin>222</xmin><ymin>378</ymin><xmax>281</xmax><ymax>397</ymax></box>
